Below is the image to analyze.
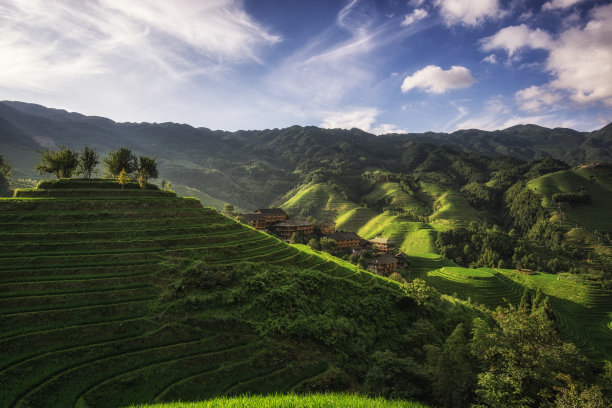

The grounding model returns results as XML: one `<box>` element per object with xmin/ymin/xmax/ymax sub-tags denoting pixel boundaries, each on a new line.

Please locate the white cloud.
<box><xmin>542</xmin><ymin>0</ymin><xmax>585</xmax><ymax>11</ymax></box>
<box><xmin>434</xmin><ymin>0</ymin><xmax>502</xmax><ymax>26</ymax></box>
<box><xmin>320</xmin><ymin>108</ymin><xmax>407</xmax><ymax>135</ymax></box>
<box><xmin>548</xmin><ymin>4</ymin><xmax>612</xmax><ymax>106</ymax></box>
<box><xmin>401</xmin><ymin>65</ymin><xmax>475</xmax><ymax>94</ymax></box>
<box><xmin>410</xmin><ymin>0</ymin><xmax>425</xmax><ymax>6</ymax></box>
<box><xmin>0</xmin><ymin>0</ymin><xmax>280</xmax><ymax>92</ymax></box>
<box><xmin>482</xmin><ymin>54</ymin><xmax>498</xmax><ymax>64</ymax></box>
<box><xmin>515</xmin><ymin>85</ymin><xmax>562</xmax><ymax>112</ymax></box>
<box><xmin>485</xmin><ymin>4</ymin><xmax>612</xmax><ymax>108</ymax></box>
<box><xmin>481</xmin><ymin>24</ymin><xmax>552</xmax><ymax>57</ymax></box>
<box><xmin>402</xmin><ymin>8</ymin><xmax>428</xmax><ymax>26</ymax></box>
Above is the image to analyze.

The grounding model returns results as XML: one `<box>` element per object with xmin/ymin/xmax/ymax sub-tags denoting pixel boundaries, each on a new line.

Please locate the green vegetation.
<box><xmin>128</xmin><ymin>393</ymin><xmax>428</xmax><ymax>408</ymax></box>
<box><xmin>35</xmin><ymin>145</ymin><xmax>79</xmax><ymax>179</ymax></box>
<box><xmin>1</xmin><ymin>179</ymin><xmax>479</xmax><ymax>407</ymax></box>
<box><xmin>419</xmin><ymin>264</ymin><xmax>612</xmax><ymax>362</ymax></box>
<box><xmin>0</xmin><ymin>154</ymin><xmax>11</xmax><ymax>197</ymax></box>
<box><xmin>527</xmin><ymin>165</ymin><xmax>612</xmax><ymax>231</ymax></box>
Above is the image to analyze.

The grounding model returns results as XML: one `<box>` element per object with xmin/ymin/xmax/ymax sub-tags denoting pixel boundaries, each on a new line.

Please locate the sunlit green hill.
<box><xmin>1</xmin><ymin>179</ymin><xmax>457</xmax><ymax>408</ymax></box>
<box><xmin>527</xmin><ymin>165</ymin><xmax>612</xmax><ymax>232</ymax></box>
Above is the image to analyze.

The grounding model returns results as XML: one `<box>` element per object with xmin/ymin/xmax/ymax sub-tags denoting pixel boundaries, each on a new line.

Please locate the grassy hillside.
<box><xmin>416</xmin><ymin>263</ymin><xmax>612</xmax><ymax>361</ymax></box>
<box><xmin>1</xmin><ymin>179</ymin><xmax>470</xmax><ymax>407</ymax></box>
<box><xmin>279</xmin><ymin>178</ymin><xmax>479</xmax><ymax>257</ymax></box>
<box><xmin>128</xmin><ymin>394</ymin><xmax>428</xmax><ymax>408</ymax></box>
<box><xmin>527</xmin><ymin>165</ymin><xmax>612</xmax><ymax>232</ymax></box>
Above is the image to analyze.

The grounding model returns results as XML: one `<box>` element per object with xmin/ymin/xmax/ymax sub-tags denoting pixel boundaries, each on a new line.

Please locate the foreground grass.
<box><xmin>128</xmin><ymin>393</ymin><xmax>427</xmax><ymax>408</ymax></box>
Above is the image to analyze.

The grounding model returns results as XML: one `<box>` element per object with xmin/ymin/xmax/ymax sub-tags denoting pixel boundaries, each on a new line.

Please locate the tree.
<box><xmin>308</xmin><ymin>237</ymin><xmax>321</xmax><ymax>251</ymax></box>
<box><xmin>471</xmin><ymin>305</ymin><xmax>588</xmax><ymax>407</ymax></box>
<box><xmin>0</xmin><ymin>154</ymin><xmax>12</xmax><ymax>197</ymax></box>
<box><xmin>35</xmin><ymin>146</ymin><xmax>79</xmax><ymax>179</ymax></box>
<box><xmin>103</xmin><ymin>147</ymin><xmax>137</xmax><ymax>178</ymax></box>
<box><xmin>223</xmin><ymin>203</ymin><xmax>237</xmax><ymax>217</ymax></box>
<box><xmin>364</xmin><ymin>350</ymin><xmax>429</xmax><ymax>400</ymax></box>
<box><xmin>117</xmin><ymin>169</ymin><xmax>129</xmax><ymax>190</ymax></box>
<box><xmin>320</xmin><ymin>237</ymin><xmax>338</xmax><ymax>253</ymax></box>
<box><xmin>77</xmin><ymin>147</ymin><xmax>99</xmax><ymax>180</ymax></box>
<box><xmin>137</xmin><ymin>155</ymin><xmax>158</xmax><ymax>187</ymax></box>
<box><xmin>426</xmin><ymin>323</ymin><xmax>475</xmax><ymax>408</ymax></box>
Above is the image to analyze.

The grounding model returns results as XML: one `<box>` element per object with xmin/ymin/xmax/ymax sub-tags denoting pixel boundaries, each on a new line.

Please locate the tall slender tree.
<box><xmin>137</xmin><ymin>155</ymin><xmax>158</xmax><ymax>187</ymax></box>
<box><xmin>77</xmin><ymin>147</ymin><xmax>99</xmax><ymax>180</ymax></box>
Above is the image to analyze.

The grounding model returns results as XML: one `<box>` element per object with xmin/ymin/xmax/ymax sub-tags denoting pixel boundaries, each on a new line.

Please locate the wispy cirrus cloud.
<box><xmin>0</xmin><ymin>0</ymin><xmax>280</xmax><ymax>91</ymax></box>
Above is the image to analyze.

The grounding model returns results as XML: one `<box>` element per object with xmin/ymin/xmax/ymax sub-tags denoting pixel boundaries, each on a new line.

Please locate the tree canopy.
<box><xmin>137</xmin><ymin>155</ymin><xmax>158</xmax><ymax>187</ymax></box>
<box><xmin>77</xmin><ymin>146</ymin><xmax>99</xmax><ymax>180</ymax></box>
<box><xmin>103</xmin><ymin>147</ymin><xmax>138</xmax><ymax>178</ymax></box>
<box><xmin>35</xmin><ymin>146</ymin><xmax>79</xmax><ymax>179</ymax></box>
<box><xmin>0</xmin><ymin>154</ymin><xmax>12</xmax><ymax>197</ymax></box>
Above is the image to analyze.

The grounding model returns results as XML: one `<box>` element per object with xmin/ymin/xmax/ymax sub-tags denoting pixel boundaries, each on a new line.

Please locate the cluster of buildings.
<box><xmin>239</xmin><ymin>208</ymin><xmax>405</xmax><ymax>277</ymax></box>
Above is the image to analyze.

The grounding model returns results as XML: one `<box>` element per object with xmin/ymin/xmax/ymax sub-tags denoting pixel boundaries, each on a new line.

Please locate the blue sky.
<box><xmin>0</xmin><ymin>0</ymin><xmax>611</xmax><ymax>133</ymax></box>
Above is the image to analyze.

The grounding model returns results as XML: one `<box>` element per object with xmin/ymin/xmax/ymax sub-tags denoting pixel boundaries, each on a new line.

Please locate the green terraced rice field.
<box><xmin>0</xmin><ymin>180</ymin><xmax>398</xmax><ymax>407</ymax></box>
<box><xmin>527</xmin><ymin>166</ymin><xmax>612</xmax><ymax>231</ymax></box>
<box><xmin>418</xmin><ymin>260</ymin><xmax>612</xmax><ymax>361</ymax></box>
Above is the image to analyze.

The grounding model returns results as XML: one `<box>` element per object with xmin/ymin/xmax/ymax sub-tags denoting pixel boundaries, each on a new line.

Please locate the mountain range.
<box><xmin>1</xmin><ymin>100</ymin><xmax>610</xmax><ymax>210</ymax></box>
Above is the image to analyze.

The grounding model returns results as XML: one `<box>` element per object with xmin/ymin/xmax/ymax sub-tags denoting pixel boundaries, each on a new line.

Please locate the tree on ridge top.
<box><xmin>35</xmin><ymin>146</ymin><xmax>79</xmax><ymax>179</ymax></box>
<box><xmin>77</xmin><ymin>146</ymin><xmax>99</xmax><ymax>180</ymax></box>
<box><xmin>137</xmin><ymin>155</ymin><xmax>158</xmax><ymax>188</ymax></box>
<box><xmin>103</xmin><ymin>147</ymin><xmax>138</xmax><ymax>178</ymax></box>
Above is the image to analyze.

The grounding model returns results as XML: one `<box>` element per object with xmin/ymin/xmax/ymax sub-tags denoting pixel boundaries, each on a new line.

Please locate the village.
<box><xmin>238</xmin><ymin>208</ymin><xmax>407</xmax><ymax>279</ymax></box>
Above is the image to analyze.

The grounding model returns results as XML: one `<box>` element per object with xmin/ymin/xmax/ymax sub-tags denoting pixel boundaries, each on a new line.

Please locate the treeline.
<box><xmin>34</xmin><ymin>146</ymin><xmax>159</xmax><ymax>187</ymax></box>
<box><xmin>552</xmin><ymin>191</ymin><xmax>591</xmax><ymax>205</ymax></box>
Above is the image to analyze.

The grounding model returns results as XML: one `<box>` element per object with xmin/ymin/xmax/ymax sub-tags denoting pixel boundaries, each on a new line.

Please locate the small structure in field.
<box><xmin>368</xmin><ymin>253</ymin><xmax>398</xmax><ymax>276</ymax></box>
<box><xmin>370</xmin><ymin>237</ymin><xmax>395</xmax><ymax>253</ymax></box>
<box><xmin>328</xmin><ymin>231</ymin><xmax>361</xmax><ymax>250</ymax></box>
<box><xmin>240</xmin><ymin>213</ymin><xmax>267</xmax><ymax>230</ymax></box>
<box><xmin>319</xmin><ymin>220</ymin><xmax>336</xmax><ymax>235</ymax></box>
<box><xmin>273</xmin><ymin>219</ymin><xmax>315</xmax><ymax>241</ymax></box>
<box><xmin>254</xmin><ymin>208</ymin><xmax>288</xmax><ymax>226</ymax></box>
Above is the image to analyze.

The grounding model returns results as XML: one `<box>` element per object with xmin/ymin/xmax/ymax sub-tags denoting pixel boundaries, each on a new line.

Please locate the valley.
<box><xmin>0</xmin><ymin>104</ymin><xmax>611</xmax><ymax>407</ymax></box>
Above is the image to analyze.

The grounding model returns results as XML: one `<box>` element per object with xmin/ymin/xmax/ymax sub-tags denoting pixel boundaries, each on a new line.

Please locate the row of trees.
<box><xmin>35</xmin><ymin>146</ymin><xmax>158</xmax><ymax>185</ymax></box>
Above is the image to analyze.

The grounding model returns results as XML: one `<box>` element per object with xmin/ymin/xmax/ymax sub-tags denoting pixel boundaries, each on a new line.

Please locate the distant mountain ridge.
<box><xmin>0</xmin><ymin>100</ymin><xmax>610</xmax><ymax>209</ymax></box>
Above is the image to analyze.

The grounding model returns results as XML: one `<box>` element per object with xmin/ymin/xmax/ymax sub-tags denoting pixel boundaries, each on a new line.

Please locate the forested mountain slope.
<box><xmin>1</xmin><ymin>101</ymin><xmax>610</xmax><ymax>211</ymax></box>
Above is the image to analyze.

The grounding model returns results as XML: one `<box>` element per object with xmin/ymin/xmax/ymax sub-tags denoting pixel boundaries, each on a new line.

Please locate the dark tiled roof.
<box><xmin>329</xmin><ymin>232</ymin><xmax>361</xmax><ymax>241</ymax></box>
<box><xmin>274</xmin><ymin>219</ymin><xmax>314</xmax><ymax>227</ymax></box>
<box><xmin>255</xmin><ymin>208</ymin><xmax>287</xmax><ymax>216</ymax></box>
<box><xmin>241</xmin><ymin>213</ymin><xmax>266</xmax><ymax>221</ymax></box>
<box><xmin>369</xmin><ymin>253</ymin><xmax>398</xmax><ymax>265</ymax></box>
<box><xmin>319</xmin><ymin>220</ymin><xmax>336</xmax><ymax>226</ymax></box>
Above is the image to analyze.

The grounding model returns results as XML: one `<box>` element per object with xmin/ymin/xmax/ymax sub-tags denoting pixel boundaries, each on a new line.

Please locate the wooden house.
<box><xmin>319</xmin><ymin>220</ymin><xmax>336</xmax><ymax>235</ymax></box>
<box><xmin>254</xmin><ymin>208</ymin><xmax>288</xmax><ymax>225</ymax></box>
<box><xmin>368</xmin><ymin>253</ymin><xmax>398</xmax><ymax>276</ymax></box>
<box><xmin>240</xmin><ymin>213</ymin><xmax>267</xmax><ymax>230</ymax></box>
<box><xmin>328</xmin><ymin>231</ymin><xmax>361</xmax><ymax>250</ymax></box>
<box><xmin>273</xmin><ymin>219</ymin><xmax>315</xmax><ymax>241</ymax></box>
<box><xmin>369</xmin><ymin>237</ymin><xmax>395</xmax><ymax>253</ymax></box>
